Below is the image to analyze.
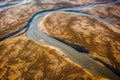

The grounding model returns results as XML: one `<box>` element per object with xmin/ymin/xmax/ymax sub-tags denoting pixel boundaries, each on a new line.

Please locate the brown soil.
<box><xmin>0</xmin><ymin>35</ymin><xmax>104</xmax><ymax>80</ymax></box>
<box><xmin>43</xmin><ymin>12</ymin><xmax>120</xmax><ymax>71</ymax></box>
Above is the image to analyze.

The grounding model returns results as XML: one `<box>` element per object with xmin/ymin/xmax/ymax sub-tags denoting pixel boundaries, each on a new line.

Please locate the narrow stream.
<box><xmin>0</xmin><ymin>0</ymin><xmax>32</xmax><ymax>11</ymax></box>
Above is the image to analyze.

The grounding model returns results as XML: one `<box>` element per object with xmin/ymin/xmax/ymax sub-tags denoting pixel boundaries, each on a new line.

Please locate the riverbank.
<box><xmin>0</xmin><ymin>35</ymin><xmax>103</xmax><ymax>80</ymax></box>
<box><xmin>42</xmin><ymin>11</ymin><xmax>120</xmax><ymax>75</ymax></box>
<box><xmin>0</xmin><ymin>0</ymin><xmax>120</xmax><ymax>79</ymax></box>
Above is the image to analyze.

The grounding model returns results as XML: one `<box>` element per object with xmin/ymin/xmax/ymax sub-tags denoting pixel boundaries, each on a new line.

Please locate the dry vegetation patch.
<box><xmin>43</xmin><ymin>12</ymin><xmax>120</xmax><ymax>71</ymax></box>
<box><xmin>0</xmin><ymin>36</ymin><xmax>103</xmax><ymax>80</ymax></box>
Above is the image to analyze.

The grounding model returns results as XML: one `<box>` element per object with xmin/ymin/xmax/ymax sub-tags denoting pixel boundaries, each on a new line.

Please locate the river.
<box><xmin>0</xmin><ymin>0</ymin><xmax>120</xmax><ymax>79</ymax></box>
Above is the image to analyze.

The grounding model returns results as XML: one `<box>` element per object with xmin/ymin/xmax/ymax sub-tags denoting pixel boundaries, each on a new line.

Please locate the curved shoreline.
<box><xmin>27</xmin><ymin>2</ymin><xmax>120</xmax><ymax>79</ymax></box>
<box><xmin>0</xmin><ymin>0</ymin><xmax>119</xmax><ymax>42</ymax></box>
<box><xmin>0</xmin><ymin>0</ymin><xmax>120</xmax><ymax>79</ymax></box>
<box><xmin>27</xmin><ymin>12</ymin><xmax>120</xmax><ymax>79</ymax></box>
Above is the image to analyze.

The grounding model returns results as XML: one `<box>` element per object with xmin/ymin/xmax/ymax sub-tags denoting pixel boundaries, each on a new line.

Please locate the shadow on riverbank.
<box><xmin>93</xmin><ymin>57</ymin><xmax>120</xmax><ymax>76</ymax></box>
<box><xmin>49</xmin><ymin>36</ymin><xmax>89</xmax><ymax>53</ymax></box>
<box><xmin>49</xmin><ymin>36</ymin><xmax>120</xmax><ymax>77</ymax></box>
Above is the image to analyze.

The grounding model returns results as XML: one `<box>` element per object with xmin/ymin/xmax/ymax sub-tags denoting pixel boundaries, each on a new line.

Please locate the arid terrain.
<box><xmin>81</xmin><ymin>2</ymin><xmax>120</xmax><ymax>28</ymax></box>
<box><xmin>0</xmin><ymin>2</ymin><xmax>54</xmax><ymax>38</ymax></box>
<box><xmin>0</xmin><ymin>35</ymin><xmax>103</xmax><ymax>80</ymax></box>
<box><xmin>0</xmin><ymin>0</ymin><xmax>120</xmax><ymax>80</ymax></box>
<box><xmin>0</xmin><ymin>0</ymin><xmax>114</xmax><ymax>39</ymax></box>
<box><xmin>43</xmin><ymin>12</ymin><xmax>120</xmax><ymax>71</ymax></box>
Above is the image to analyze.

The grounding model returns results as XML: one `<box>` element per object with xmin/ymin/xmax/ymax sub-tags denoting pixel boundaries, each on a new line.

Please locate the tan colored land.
<box><xmin>0</xmin><ymin>2</ymin><xmax>76</xmax><ymax>38</ymax></box>
<box><xmin>43</xmin><ymin>12</ymin><xmax>120</xmax><ymax>71</ymax></box>
<box><xmin>0</xmin><ymin>0</ymin><xmax>119</xmax><ymax>79</ymax></box>
<box><xmin>0</xmin><ymin>0</ymin><xmax>113</xmax><ymax>39</ymax></box>
<box><xmin>0</xmin><ymin>35</ymin><xmax>106</xmax><ymax>80</ymax></box>
<box><xmin>80</xmin><ymin>2</ymin><xmax>120</xmax><ymax>27</ymax></box>
<box><xmin>40</xmin><ymin>0</ymin><xmax>112</xmax><ymax>5</ymax></box>
<box><xmin>81</xmin><ymin>3</ymin><xmax>120</xmax><ymax>20</ymax></box>
<box><xmin>0</xmin><ymin>3</ymin><xmax>54</xmax><ymax>38</ymax></box>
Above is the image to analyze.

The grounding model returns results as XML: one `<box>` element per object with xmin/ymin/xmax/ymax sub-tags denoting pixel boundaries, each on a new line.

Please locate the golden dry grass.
<box><xmin>0</xmin><ymin>35</ymin><xmax>104</xmax><ymax>80</ymax></box>
<box><xmin>43</xmin><ymin>12</ymin><xmax>120</xmax><ymax>71</ymax></box>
